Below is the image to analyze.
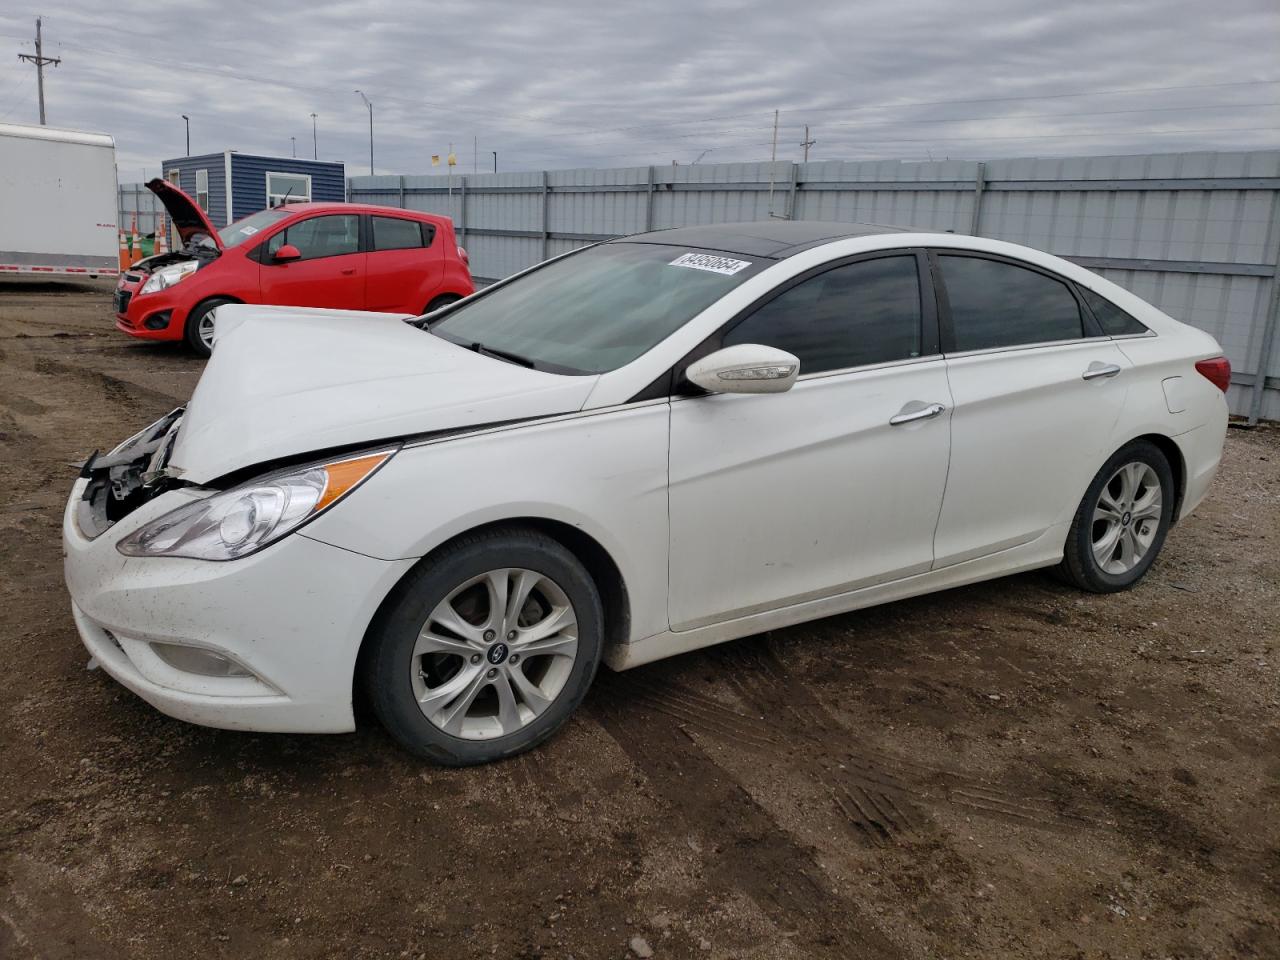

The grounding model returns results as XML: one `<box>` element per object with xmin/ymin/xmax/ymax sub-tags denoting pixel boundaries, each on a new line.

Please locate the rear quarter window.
<box><xmin>1081</xmin><ymin>287</ymin><xmax>1149</xmax><ymax>336</ymax></box>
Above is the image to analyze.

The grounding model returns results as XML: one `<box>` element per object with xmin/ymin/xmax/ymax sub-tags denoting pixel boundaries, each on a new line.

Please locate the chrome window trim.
<box><xmin>793</xmin><ymin>352</ymin><xmax>944</xmax><ymax>382</ymax></box>
<box><xmin>942</xmin><ymin>335</ymin><xmax>1115</xmax><ymax>361</ymax></box>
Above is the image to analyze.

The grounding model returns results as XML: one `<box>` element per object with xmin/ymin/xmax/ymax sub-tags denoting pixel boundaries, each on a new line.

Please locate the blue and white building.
<box><xmin>157</xmin><ymin>152</ymin><xmax>346</xmax><ymax>228</ymax></box>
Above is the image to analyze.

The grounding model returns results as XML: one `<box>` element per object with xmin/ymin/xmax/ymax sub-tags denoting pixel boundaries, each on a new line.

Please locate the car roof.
<box><xmin>618</xmin><ymin>219</ymin><xmax>912</xmax><ymax>259</ymax></box>
<box><xmin>275</xmin><ymin>202</ymin><xmax>445</xmax><ymax>221</ymax></box>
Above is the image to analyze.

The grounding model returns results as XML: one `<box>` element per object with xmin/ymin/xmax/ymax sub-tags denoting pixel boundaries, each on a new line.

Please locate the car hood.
<box><xmin>168</xmin><ymin>305</ymin><xmax>599</xmax><ymax>482</ymax></box>
<box><xmin>146</xmin><ymin>177</ymin><xmax>223</xmax><ymax>250</ymax></box>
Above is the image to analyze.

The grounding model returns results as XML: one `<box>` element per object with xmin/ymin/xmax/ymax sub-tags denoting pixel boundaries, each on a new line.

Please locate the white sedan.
<box><xmin>63</xmin><ymin>221</ymin><xmax>1230</xmax><ymax>764</ymax></box>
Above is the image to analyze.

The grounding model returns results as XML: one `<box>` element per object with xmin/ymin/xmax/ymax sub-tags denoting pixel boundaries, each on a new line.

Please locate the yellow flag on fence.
<box><xmin>431</xmin><ymin>155</ymin><xmax>440</xmax><ymax>167</ymax></box>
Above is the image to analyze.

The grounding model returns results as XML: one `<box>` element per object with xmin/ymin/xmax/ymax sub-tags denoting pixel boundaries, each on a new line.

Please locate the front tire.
<box><xmin>363</xmin><ymin>527</ymin><xmax>604</xmax><ymax>765</ymax></box>
<box><xmin>1058</xmin><ymin>440</ymin><xmax>1175</xmax><ymax>593</ymax></box>
<box><xmin>183</xmin><ymin>297</ymin><xmax>234</xmax><ymax>358</ymax></box>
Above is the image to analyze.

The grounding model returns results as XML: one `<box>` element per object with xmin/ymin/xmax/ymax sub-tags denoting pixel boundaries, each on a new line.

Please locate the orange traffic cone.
<box><xmin>154</xmin><ymin>214</ymin><xmax>167</xmax><ymax>255</ymax></box>
<box><xmin>118</xmin><ymin>229</ymin><xmax>130</xmax><ymax>272</ymax></box>
<box><xmin>129</xmin><ymin>214</ymin><xmax>142</xmax><ymax>266</ymax></box>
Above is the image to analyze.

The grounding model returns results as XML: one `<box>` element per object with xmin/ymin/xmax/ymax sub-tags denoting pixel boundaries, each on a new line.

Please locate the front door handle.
<box><xmin>889</xmin><ymin>402</ymin><xmax>946</xmax><ymax>426</ymax></box>
<box><xmin>1082</xmin><ymin>361</ymin><xmax>1121</xmax><ymax>381</ymax></box>
<box><xmin>340</xmin><ymin>268</ymin><xmax>357</xmax><ymax>276</ymax></box>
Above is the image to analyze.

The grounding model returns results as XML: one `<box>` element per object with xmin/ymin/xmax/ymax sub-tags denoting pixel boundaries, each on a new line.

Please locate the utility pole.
<box><xmin>767</xmin><ymin>109</ymin><xmax>779</xmax><ymax>216</ymax></box>
<box><xmin>290</xmin><ymin>136</ymin><xmax>296</xmax><ymax>158</ymax></box>
<box><xmin>181</xmin><ymin>114</ymin><xmax>190</xmax><ymax>155</ymax></box>
<box><xmin>473</xmin><ymin>135</ymin><xmax>477</xmax><ymax>174</ymax></box>
<box><xmin>310</xmin><ymin>113</ymin><xmax>317</xmax><ymax>159</ymax></box>
<box><xmin>354</xmin><ymin>90</ymin><xmax>373</xmax><ymax>174</ymax></box>
<box><xmin>800</xmin><ymin>125</ymin><xmax>816</xmax><ymax>162</ymax></box>
<box><xmin>17</xmin><ymin>18</ymin><xmax>60</xmax><ymax>125</ymax></box>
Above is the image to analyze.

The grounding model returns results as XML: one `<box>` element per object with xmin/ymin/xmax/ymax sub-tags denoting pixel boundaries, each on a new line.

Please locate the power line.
<box><xmin>0</xmin><ymin>71</ymin><xmax>31</xmax><ymax>119</ymax></box>
<box><xmin>514</xmin><ymin>125</ymin><xmax>1280</xmax><ymax>165</ymax></box>
<box><xmin>7</xmin><ymin>19</ymin><xmax>1280</xmax><ymax>137</ymax></box>
<box><xmin>523</xmin><ymin>103</ymin><xmax>1280</xmax><ymax>152</ymax></box>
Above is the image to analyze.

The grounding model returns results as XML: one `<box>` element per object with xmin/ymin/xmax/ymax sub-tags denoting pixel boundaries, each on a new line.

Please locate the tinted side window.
<box><xmin>268</xmin><ymin>215</ymin><xmax>359</xmax><ymax>261</ymax></box>
<box><xmin>938</xmin><ymin>255</ymin><xmax>1083</xmax><ymax>352</ymax></box>
<box><xmin>1081</xmin><ymin>287</ymin><xmax>1148</xmax><ymax>336</ymax></box>
<box><xmin>373</xmin><ymin>216</ymin><xmax>430</xmax><ymax>251</ymax></box>
<box><xmin>723</xmin><ymin>256</ymin><xmax>923</xmax><ymax>374</ymax></box>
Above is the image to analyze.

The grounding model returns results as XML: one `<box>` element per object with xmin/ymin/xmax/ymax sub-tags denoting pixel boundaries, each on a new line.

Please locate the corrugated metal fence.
<box><xmin>348</xmin><ymin>151</ymin><xmax>1280</xmax><ymax>422</ymax></box>
<box><xmin>118</xmin><ymin>182</ymin><xmax>164</xmax><ymax>237</ymax></box>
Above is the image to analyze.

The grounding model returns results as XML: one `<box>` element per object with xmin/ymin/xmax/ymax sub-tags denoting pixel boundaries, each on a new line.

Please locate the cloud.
<box><xmin>0</xmin><ymin>0</ymin><xmax>1276</xmax><ymax>184</ymax></box>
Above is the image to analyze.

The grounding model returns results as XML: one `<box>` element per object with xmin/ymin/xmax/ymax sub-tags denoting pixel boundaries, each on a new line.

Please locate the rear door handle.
<box><xmin>1082</xmin><ymin>361</ymin><xmax>1121</xmax><ymax>381</ymax></box>
<box><xmin>889</xmin><ymin>402</ymin><xmax>946</xmax><ymax>426</ymax></box>
<box><xmin>340</xmin><ymin>268</ymin><xmax>357</xmax><ymax>275</ymax></box>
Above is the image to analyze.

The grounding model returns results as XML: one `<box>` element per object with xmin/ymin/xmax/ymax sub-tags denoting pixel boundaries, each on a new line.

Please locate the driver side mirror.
<box><xmin>272</xmin><ymin>243</ymin><xmax>301</xmax><ymax>263</ymax></box>
<box><xmin>685</xmin><ymin>344</ymin><xmax>799</xmax><ymax>395</ymax></box>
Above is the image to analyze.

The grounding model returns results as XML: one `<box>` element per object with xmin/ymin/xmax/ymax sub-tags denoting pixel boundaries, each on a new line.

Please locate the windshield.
<box><xmin>429</xmin><ymin>242</ymin><xmax>767</xmax><ymax>374</ymax></box>
<box><xmin>218</xmin><ymin>208</ymin><xmax>290</xmax><ymax>249</ymax></box>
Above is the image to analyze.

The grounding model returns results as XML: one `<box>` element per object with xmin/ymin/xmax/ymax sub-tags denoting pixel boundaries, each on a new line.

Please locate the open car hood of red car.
<box><xmin>146</xmin><ymin>178</ymin><xmax>222</xmax><ymax>250</ymax></box>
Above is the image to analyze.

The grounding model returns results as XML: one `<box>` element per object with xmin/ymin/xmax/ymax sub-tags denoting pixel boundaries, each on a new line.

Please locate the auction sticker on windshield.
<box><xmin>669</xmin><ymin>253</ymin><xmax>752</xmax><ymax>276</ymax></box>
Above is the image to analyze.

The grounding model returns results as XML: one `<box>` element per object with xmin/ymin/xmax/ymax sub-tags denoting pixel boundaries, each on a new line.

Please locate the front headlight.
<box><xmin>117</xmin><ymin>448</ymin><xmax>396</xmax><ymax>560</ymax></box>
<box><xmin>140</xmin><ymin>260</ymin><xmax>200</xmax><ymax>295</ymax></box>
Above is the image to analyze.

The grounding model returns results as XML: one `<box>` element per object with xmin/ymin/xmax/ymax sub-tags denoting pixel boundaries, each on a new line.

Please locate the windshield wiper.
<box><xmin>424</xmin><ymin>327</ymin><xmax>538</xmax><ymax>368</ymax></box>
<box><xmin>467</xmin><ymin>340</ymin><xmax>536</xmax><ymax>368</ymax></box>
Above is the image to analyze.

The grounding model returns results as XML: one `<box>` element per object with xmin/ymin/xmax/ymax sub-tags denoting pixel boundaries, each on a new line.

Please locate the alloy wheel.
<box><xmin>1091</xmin><ymin>461</ymin><xmax>1163</xmax><ymax>575</ymax></box>
<box><xmin>198</xmin><ymin>311</ymin><xmax>216</xmax><ymax>350</ymax></box>
<box><xmin>411</xmin><ymin>568</ymin><xmax>579</xmax><ymax>740</ymax></box>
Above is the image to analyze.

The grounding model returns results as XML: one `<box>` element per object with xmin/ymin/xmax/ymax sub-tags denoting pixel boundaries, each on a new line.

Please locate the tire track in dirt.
<box><xmin>605</xmin><ymin>637</ymin><xmax>1100</xmax><ymax>844</ymax></box>
<box><xmin>32</xmin><ymin>357</ymin><xmax>185</xmax><ymax>412</ymax></box>
<box><xmin>591</xmin><ymin>674</ymin><xmax>904</xmax><ymax>959</ymax></box>
<box><xmin>717</xmin><ymin>640</ymin><xmax>1093</xmax><ymax>835</ymax></box>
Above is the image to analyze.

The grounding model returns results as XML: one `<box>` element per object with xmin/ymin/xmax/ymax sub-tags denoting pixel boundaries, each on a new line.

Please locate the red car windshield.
<box><xmin>217</xmin><ymin>208</ymin><xmax>291</xmax><ymax>249</ymax></box>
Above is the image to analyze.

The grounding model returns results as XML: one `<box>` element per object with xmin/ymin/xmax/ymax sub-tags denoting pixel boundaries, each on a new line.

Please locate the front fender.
<box><xmin>300</xmin><ymin>402</ymin><xmax>672</xmax><ymax>644</ymax></box>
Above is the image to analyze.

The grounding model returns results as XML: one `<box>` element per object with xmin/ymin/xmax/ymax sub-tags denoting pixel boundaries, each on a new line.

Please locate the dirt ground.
<box><xmin>0</xmin><ymin>277</ymin><xmax>1276</xmax><ymax>960</ymax></box>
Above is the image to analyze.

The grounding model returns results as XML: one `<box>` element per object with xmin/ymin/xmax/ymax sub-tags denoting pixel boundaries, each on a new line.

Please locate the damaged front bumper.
<box><xmin>63</xmin><ymin>414</ymin><xmax>416</xmax><ymax>734</ymax></box>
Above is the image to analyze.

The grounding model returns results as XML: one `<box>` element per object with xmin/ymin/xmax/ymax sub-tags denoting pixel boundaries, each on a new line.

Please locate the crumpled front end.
<box><xmin>64</xmin><ymin>412</ymin><xmax>416</xmax><ymax>734</ymax></box>
<box><xmin>75</xmin><ymin>407</ymin><xmax>186</xmax><ymax>538</ymax></box>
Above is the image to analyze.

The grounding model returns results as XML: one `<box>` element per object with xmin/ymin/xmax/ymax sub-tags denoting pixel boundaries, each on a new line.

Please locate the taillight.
<box><xmin>1194</xmin><ymin>356</ymin><xmax>1231</xmax><ymax>393</ymax></box>
<box><xmin>457</xmin><ymin>245</ymin><xmax>469</xmax><ymax>265</ymax></box>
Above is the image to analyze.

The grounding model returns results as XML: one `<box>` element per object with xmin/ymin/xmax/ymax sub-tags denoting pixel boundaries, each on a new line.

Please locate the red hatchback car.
<box><xmin>115</xmin><ymin>179</ymin><xmax>474</xmax><ymax>356</ymax></box>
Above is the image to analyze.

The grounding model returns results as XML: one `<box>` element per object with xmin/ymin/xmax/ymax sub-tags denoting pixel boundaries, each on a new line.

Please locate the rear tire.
<box><xmin>423</xmin><ymin>293</ymin><xmax>462</xmax><ymax>315</ymax></box>
<box><xmin>1057</xmin><ymin>439</ymin><xmax>1175</xmax><ymax>593</ymax></box>
<box><xmin>362</xmin><ymin>526</ymin><xmax>604</xmax><ymax>765</ymax></box>
<box><xmin>183</xmin><ymin>297</ymin><xmax>234</xmax><ymax>358</ymax></box>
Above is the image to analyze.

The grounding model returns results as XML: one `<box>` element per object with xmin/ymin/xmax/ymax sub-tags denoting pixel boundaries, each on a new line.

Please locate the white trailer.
<box><xmin>0</xmin><ymin>122</ymin><xmax>119</xmax><ymax>278</ymax></box>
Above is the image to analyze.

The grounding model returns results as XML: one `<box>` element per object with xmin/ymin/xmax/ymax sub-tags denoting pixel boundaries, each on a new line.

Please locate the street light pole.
<box><xmin>181</xmin><ymin>114</ymin><xmax>190</xmax><ymax>155</ymax></box>
<box><xmin>290</xmin><ymin>136</ymin><xmax>296</xmax><ymax>158</ymax></box>
<box><xmin>310</xmin><ymin>112</ymin><xmax>317</xmax><ymax>159</ymax></box>
<box><xmin>354</xmin><ymin>90</ymin><xmax>373</xmax><ymax>175</ymax></box>
<box><xmin>492</xmin><ymin>151</ymin><xmax>497</xmax><ymax>173</ymax></box>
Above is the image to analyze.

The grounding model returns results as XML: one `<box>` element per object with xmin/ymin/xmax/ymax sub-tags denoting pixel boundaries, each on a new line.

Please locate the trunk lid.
<box><xmin>146</xmin><ymin>177</ymin><xmax>222</xmax><ymax>250</ymax></box>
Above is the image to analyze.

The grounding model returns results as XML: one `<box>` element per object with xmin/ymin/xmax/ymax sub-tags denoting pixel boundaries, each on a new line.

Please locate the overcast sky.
<box><xmin>1</xmin><ymin>0</ymin><xmax>1277</xmax><ymax>183</ymax></box>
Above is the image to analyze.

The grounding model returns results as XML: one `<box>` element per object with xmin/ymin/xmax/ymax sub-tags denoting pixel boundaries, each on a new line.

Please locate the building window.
<box><xmin>195</xmin><ymin>169</ymin><xmax>209</xmax><ymax>212</ymax></box>
<box><xmin>266</xmin><ymin>171</ymin><xmax>312</xmax><ymax>208</ymax></box>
